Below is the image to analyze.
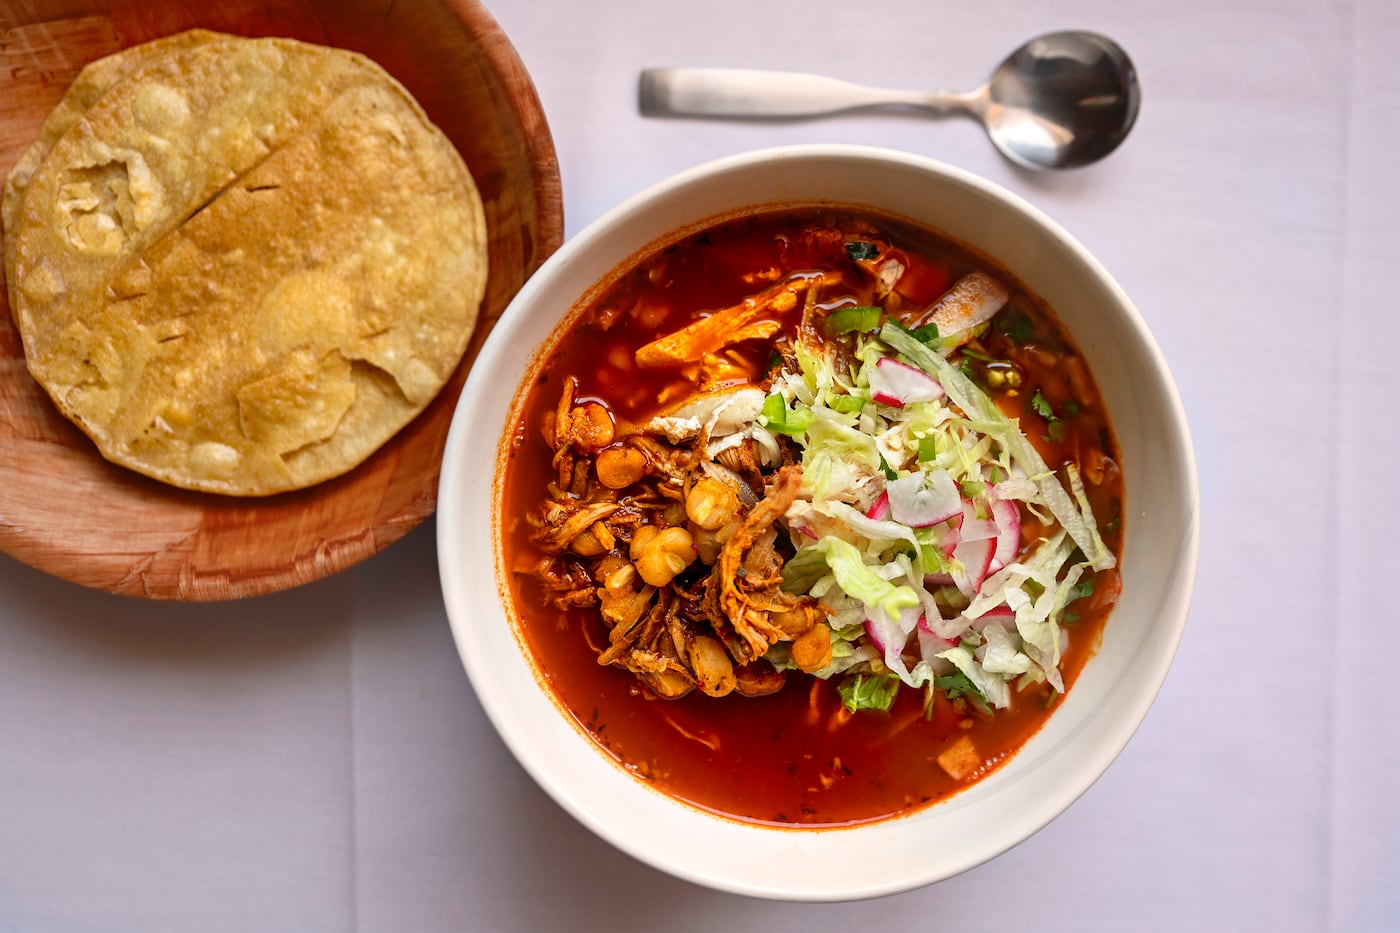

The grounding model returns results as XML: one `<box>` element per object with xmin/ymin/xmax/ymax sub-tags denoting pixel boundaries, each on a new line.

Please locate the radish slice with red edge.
<box><xmin>916</xmin><ymin>615</ymin><xmax>958</xmax><ymax>645</ymax></box>
<box><xmin>958</xmin><ymin>498</ymin><xmax>999</xmax><ymax>542</ymax></box>
<box><xmin>886</xmin><ymin>469</ymin><xmax>960</xmax><ymax>527</ymax></box>
<box><xmin>967</xmin><ymin>604</ymin><xmax>1016</xmax><ymax>632</ymax></box>
<box><xmin>867</xmin><ymin>357</ymin><xmax>944</xmax><ymax>408</ymax></box>
<box><xmin>865</xmin><ymin>490</ymin><xmax>891</xmax><ymax>521</ymax></box>
<box><xmin>988</xmin><ymin>498</ymin><xmax>1021</xmax><ymax>573</ymax></box>
<box><xmin>865</xmin><ymin>615</ymin><xmax>909</xmax><ymax>656</ymax></box>
<box><xmin>950</xmin><ymin>535</ymin><xmax>996</xmax><ymax>598</ymax></box>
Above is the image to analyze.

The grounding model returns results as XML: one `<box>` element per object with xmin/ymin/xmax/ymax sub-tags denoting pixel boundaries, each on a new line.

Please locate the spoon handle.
<box><xmin>639</xmin><ymin>68</ymin><xmax>965</xmax><ymax>119</ymax></box>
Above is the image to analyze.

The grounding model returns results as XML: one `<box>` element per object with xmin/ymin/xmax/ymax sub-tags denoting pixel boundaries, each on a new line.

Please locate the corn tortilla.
<box><xmin>9</xmin><ymin>36</ymin><xmax>488</xmax><ymax>495</ymax></box>
<box><xmin>2</xmin><ymin>29</ymin><xmax>227</xmax><ymax>295</ymax></box>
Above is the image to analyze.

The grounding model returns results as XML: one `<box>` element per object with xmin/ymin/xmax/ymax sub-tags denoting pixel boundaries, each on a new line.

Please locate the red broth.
<box><xmin>499</xmin><ymin>208</ymin><xmax>1124</xmax><ymax>827</ymax></box>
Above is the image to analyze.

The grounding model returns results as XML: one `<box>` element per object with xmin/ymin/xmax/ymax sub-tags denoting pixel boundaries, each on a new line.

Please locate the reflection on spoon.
<box><xmin>638</xmin><ymin>31</ymin><xmax>1141</xmax><ymax>170</ymax></box>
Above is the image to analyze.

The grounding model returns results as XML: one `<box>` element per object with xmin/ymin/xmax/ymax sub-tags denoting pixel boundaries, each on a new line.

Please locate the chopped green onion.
<box><xmin>759</xmin><ymin>392</ymin><xmax>812</xmax><ymax>436</ymax></box>
<box><xmin>934</xmin><ymin>671</ymin><xmax>992</xmax><ymax>715</ymax></box>
<box><xmin>824</xmin><ymin>305</ymin><xmax>882</xmax><ymax>335</ymax></box>
<box><xmin>826</xmin><ymin>393</ymin><xmax>866</xmax><ymax>413</ymax></box>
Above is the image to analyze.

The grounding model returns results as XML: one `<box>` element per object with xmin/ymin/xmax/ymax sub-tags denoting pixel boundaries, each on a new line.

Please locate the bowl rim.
<box><xmin>438</xmin><ymin>143</ymin><xmax>1199</xmax><ymax>900</ymax></box>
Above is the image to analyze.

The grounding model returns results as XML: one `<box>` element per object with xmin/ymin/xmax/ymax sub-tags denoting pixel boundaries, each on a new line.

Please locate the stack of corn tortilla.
<box><xmin>3</xmin><ymin>31</ymin><xmax>488</xmax><ymax>495</ymax></box>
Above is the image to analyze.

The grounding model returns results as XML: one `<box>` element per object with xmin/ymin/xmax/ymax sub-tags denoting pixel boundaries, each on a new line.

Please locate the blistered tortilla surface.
<box><xmin>9</xmin><ymin>36</ymin><xmax>488</xmax><ymax>495</ymax></box>
<box><xmin>1</xmin><ymin>29</ymin><xmax>226</xmax><ymax>290</ymax></box>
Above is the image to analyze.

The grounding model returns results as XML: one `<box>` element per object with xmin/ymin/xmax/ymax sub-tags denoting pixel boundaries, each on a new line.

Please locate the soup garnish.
<box><xmin>503</xmin><ymin>209</ymin><xmax>1122</xmax><ymax>825</ymax></box>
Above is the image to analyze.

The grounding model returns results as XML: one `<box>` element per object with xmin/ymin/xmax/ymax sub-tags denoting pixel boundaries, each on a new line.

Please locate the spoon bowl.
<box><xmin>979</xmin><ymin>31</ymin><xmax>1141</xmax><ymax>170</ymax></box>
<box><xmin>639</xmin><ymin>30</ymin><xmax>1141</xmax><ymax>170</ymax></box>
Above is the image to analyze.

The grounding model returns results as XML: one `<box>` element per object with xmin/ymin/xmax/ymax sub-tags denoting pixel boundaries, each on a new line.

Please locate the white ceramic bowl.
<box><xmin>437</xmin><ymin>145</ymin><xmax>1198</xmax><ymax>900</ymax></box>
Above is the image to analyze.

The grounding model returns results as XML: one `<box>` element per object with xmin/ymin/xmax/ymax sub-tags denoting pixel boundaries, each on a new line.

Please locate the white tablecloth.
<box><xmin>2</xmin><ymin>1</ymin><xmax>1396</xmax><ymax>929</ymax></box>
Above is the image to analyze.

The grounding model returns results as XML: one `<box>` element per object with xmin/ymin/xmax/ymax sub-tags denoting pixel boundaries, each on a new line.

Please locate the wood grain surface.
<box><xmin>0</xmin><ymin>0</ymin><xmax>563</xmax><ymax>599</ymax></box>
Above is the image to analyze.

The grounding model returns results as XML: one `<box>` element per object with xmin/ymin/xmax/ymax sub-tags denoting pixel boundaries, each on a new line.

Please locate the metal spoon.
<box><xmin>638</xmin><ymin>31</ymin><xmax>1141</xmax><ymax>170</ymax></box>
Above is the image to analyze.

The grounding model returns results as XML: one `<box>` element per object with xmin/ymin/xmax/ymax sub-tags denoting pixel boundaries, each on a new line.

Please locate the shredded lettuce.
<box><xmin>754</xmin><ymin>310</ymin><xmax>1117</xmax><ymax>716</ymax></box>
<box><xmin>881</xmin><ymin>322</ymin><xmax>1115</xmax><ymax>572</ymax></box>
<box><xmin>807</xmin><ymin>537</ymin><xmax>920</xmax><ymax>618</ymax></box>
<box><xmin>837</xmin><ymin>673</ymin><xmax>901</xmax><ymax>713</ymax></box>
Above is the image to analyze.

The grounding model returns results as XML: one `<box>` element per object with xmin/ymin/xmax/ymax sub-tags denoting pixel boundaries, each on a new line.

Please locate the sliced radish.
<box><xmin>964</xmin><ymin>605</ymin><xmax>1015</xmax><ymax>636</ymax></box>
<box><xmin>867</xmin><ymin>357</ymin><xmax>944</xmax><ymax>408</ymax></box>
<box><xmin>886</xmin><ymin>469</ymin><xmax>960</xmax><ymax>527</ymax></box>
<box><xmin>958</xmin><ymin>498</ymin><xmax>999</xmax><ymax>542</ymax></box>
<box><xmin>950</xmin><ymin>535</ymin><xmax>996</xmax><ymax>598</ymax></box>
<box><xmin>916</xmin><ymin>615</ymin><xmax>959</xmax><ymax>645</ymax></box>
<box><xmin>921</xmin><ymin>510</ymin><xmax>962</xmax><ymax>585</ymax></box>
<box><xmin>940</xmin><ymin>513</ymin><xmax>962</xmax><ymax>552</ymax></box>
<box><xmin>865</xmin><ymin>489</ymin><xmax>891</xmax><ymax>521</ymax></box>
<box><xmin>988</xmin><ymin>497</ymin><xmax>1022</xmax><ymax>573</ymax></box>
<box><xmin>864</xmin><ymin>612</ymin><xmax>911</xmax><ymax>657</ymax></box>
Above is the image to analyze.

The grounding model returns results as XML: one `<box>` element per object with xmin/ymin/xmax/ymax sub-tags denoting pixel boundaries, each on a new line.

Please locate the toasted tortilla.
<box><xmin>10</xmin><ymin>36</ymin><xmax>488</xmax><ymax>495</ymax></box>
<box><xmin>2</xmin><ymin>30</ymin><xmax>227</xmax><ymax>294</ymax></box>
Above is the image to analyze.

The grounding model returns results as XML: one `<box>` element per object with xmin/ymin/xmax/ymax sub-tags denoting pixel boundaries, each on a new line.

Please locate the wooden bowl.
<box><xmin>0</xmin><ymin>0</ymin><xmax>563</xmax><ymax>599</ymax></box>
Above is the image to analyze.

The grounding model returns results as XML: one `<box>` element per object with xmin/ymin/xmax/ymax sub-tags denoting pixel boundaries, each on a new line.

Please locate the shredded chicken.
<box><xmin>519</xmin><ymin>252</ymin><xmax>886</xmax><ymax>701</ymax></box>
<box><xmin>714</xmin><ymin>466</ymin><xmax>829</xmax><ymax>660</ymax></box>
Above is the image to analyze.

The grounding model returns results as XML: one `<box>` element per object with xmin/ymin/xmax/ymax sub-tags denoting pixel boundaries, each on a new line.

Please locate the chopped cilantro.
<box><xmin>1030</xmin><ymin>390</ymin><xmax>1054</xmax><ymax>419</ymax></box>
<box><xmin>909</xmin><ymin>322</ymin><xmax>940</xmax><ymax>345</ymax></box>
<box><xmin>838</xmin><ymin>673</ymin><xmax>900</xmax><ymax>713</ymax></box>
<box><xmin>1062</xmin><ymin>401</ymin><xmax>1081</xmax><ymax>417</ymax></box>
<box><xmin>845</xmin><ymin>241</ymin><xmax>880</xmax><ymax>261</ymax></box>
<box><xmin>885</xmin><ymin>319</ymin><xmax>941</xmax><ymax>347</ymax></box>
<box><xmin>878</xmin><ymin>455</ymin><xmax>898</xmax><ymax>481</ymax></box>
<box><xmin>1044</xmin><ymin>420</ymin><xmax>1068</xmax><ymax>443</ymax></box>
<box><xmin>934</xmin><ymin>671</ymin><xmax>992</xmax><ymax>715</ymax></box>
<box><xmin>996</xmin><ymin>310</ymin><xmax>1035</xmax><ymax>345</ymax></box>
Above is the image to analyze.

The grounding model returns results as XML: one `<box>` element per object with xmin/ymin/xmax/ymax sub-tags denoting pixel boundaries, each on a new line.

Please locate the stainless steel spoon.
<box><xmin>638</xmin><ymin>31</ymin><xmax>1141</xmax><ymax>170</ymax></box>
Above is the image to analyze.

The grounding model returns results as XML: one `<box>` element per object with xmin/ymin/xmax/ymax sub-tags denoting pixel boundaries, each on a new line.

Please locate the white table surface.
<box><xmin>2</xmin><ymin>1</ymin><xmax>1396</xmax><ymax>929</ymax></box>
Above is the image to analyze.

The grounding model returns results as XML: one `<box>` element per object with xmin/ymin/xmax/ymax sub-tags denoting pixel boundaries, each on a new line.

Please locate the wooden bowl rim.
<box><xmin>0</xmin><ymin>0</ymin><xmax>564</xmax><ymax>600</ymax></box>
